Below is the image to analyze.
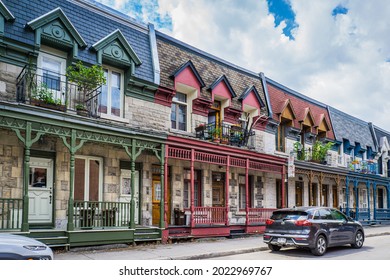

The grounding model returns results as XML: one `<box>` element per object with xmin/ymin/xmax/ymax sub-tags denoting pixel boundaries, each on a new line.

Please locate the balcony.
<box><xmin>348</xmin><ymin>159</ymin><xmax>378</xmax><ymax>175</ymax></box>
<box><xmin>16</xmin><ymin>66</ymin><xmax>102</xmax><ymax>118</ymax></box>
<box><xmin>195</xmin><ymin>121</ymin><xmax>255</xmax><ymax>148</ymax></box>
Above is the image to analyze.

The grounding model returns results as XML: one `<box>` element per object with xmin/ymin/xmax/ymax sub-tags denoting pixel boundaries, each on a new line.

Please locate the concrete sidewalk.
<box><xmin>54</xmin><ymin>224</ymin><xmax>390</xmax><ymax>260</ymax></box>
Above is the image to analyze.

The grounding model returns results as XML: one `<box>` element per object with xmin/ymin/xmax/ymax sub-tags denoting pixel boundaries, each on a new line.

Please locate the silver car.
<box><xmin>263</xmin><ymin>206</ymin><xmax>364</xmax><ymax>256</ymax></box>
<box><xmin>0</xmin><ymin>234</ymin><xmax>53</xmax><ymax>260</ymax></box>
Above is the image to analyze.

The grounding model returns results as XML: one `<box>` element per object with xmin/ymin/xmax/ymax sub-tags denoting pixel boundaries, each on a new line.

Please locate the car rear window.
<box><xmin>271</xmin><ymin>211</ymin><xmax>308</xmax><ymax>220</ymax></box>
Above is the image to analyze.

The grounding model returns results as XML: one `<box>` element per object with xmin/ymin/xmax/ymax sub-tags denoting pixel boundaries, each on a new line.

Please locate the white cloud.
<box><xmin>97</xmin><ymin>0</ymin><xmax>390</xmax><ymax>131</ymax></box>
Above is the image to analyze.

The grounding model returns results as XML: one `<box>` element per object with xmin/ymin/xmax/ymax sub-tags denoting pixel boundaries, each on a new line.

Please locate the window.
<box><xmin>171</xmin><ymin>92</ymin><xmax>187</xmax><ymax>131</ymax></box>
<box><xmin>183</xmin><ymin>169</ymin><xmax>202</xmax><ymax>208</ymax></box>
<box><xmin>100</xmin><ymin>67</ymin><xmax>123</xmax><ymax>118</ymax></box>
<box><xmin>74</xmin><ymin>156</ymin><xmax>103</xmax><ymax>201</ymax></box>
<box><xmin>37</xmin><ymin>51</ymin><xmax>66</xmax><ymax>104</ymax></box>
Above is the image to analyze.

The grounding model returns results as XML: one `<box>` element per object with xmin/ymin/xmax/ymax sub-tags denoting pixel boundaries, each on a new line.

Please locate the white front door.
<box><xmin>120</xmin><ymin>170</ymin><xmax>139</xmax><ymax>224</ymax></box>
<box><xmin>28</xmin><ymin>158</ymin><xmax>54</xmax><ymax>224</ymax></box>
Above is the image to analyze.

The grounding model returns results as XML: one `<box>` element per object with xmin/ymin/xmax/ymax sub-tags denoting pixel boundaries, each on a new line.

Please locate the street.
<box><xmin>209</xmin><ymin>235</ymin><xmax>390</xmax><ymax>260</ymax></box>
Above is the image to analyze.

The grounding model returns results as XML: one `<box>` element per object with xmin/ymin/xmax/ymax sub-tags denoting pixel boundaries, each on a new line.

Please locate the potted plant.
<box><xmin>211</xmin><ymin>126</ymin><xmax>222</xmax><ymax>143</ymax></box>
<box><xmin>311</xmin><ymin>141</ymin><xmax>333</xmax><ymax>163</ymax></box>
<box><xmin>31</xmin><ymin>84</ymin><xmax>66</xmax><ymax>111</ymax></box>
<box><xmin>66</xmin><ymin>61</ymin><xmax>106</xmax><ymax>113</ymax></box>
<box><xmin>75</xmin><ymin>103</ymin><xmax>89</xmax><ymax>117</ymax></box>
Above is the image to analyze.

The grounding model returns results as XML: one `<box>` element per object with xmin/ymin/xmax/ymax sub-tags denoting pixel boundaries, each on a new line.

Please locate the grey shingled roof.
<box><xmin>373</xmin><ymin>125</ymin><xmax>390</xmax><ymax>150</ymax></box>
<box><xmin>328</xmin><ymin>106</ymin><xmax>376</xmax><ymax>151</ymax></box>
<box><xmin>3</xmin><ymin>0</ymin><xmax>154</xmax><ymax>83</ymax></box>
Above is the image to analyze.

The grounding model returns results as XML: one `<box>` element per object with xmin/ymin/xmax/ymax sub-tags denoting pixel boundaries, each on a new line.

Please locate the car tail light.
<box><xmin>266</xmin><ymin>219</ymin><xmax>274</xmax><ymax>225</ymax></box>
<box><xmin>295</xmin><ymin>219</ymin><xmax>312</xmax><ymax>226</ymax></box>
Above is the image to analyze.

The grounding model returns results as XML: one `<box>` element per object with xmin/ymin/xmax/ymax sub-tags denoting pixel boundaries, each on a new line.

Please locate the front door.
<box><xmin>28</xmin><ymin>157</ymin><xmax>53</xmax><ymax>224</ymax></box>
<box><xmin>332</xmin><ymin>185</ymin><xmax>338</xmax><ymax>208</ymax></box>
<box><xmin>152</xmin><ymin>180</ymin><xmax>161</xmax><ymax>225</ymax></box>
<box><xmin>295</xmin><ymin>181</ymin><xmax>303</xmax><ymax>207</ymax></box>
<box><xmin>321</xmin><ymin>185</ymin><xmax>328</xmax><ymax>206</ymax></box>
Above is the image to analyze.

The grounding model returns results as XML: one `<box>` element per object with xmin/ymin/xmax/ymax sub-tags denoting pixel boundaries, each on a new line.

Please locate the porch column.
<box><xmin>61</xmin><ymin>129</ymin><xmax>86</xmax><ymax>232</ymax></box>
<box><xmin>354</xmin><ymin>180</ymin><xmax>358</xmax><ymax>220</ymax></box>
<box><xmin>346</xmin><ymin>177</ymin><xmax>350</xmax><ymax>216</ymax></box>
<box><xmin>367</xmin><ymin>181</ymin><xmax>371</xmax><ymax>221</ymax></box>
<box><xmin>164</xmin><ymin>144</ymin><xmax>169</xmax><ymax>227</ymax></box>
<box><xmin>387</xmin><ymin>184</ymin><xmax>390</xmax><ymax>209</ymax></box>
<box><xmin>67</xmin><ymin>130</ymin><xmax>77</xmax><ymax>231</ymax></box>
<box><xmin>190</xmin><ymin>148</ymin><xmax>195</xmax><ymax>228</ymax></box>
<box><xmin>309</xmin><ymin>171</ymin><xmax>313</xmax><ymax>206</ymax></box>
<box><xmin>225</xmin><ymin>155</ymin><xmax>230</xmax><ymax>226</ymax></box>
<box><xmin>21</xmin><ymin>123</ymin><xmax>32</xmax><ymax>232</ymax></box>
<box><xmin>159</xmin><ymin>144</ymin><xmax>165</xmax><ymax>229</ymax></box>
<box><xmin>245</xmin><ymin>159</ymin><xmax>249</xmax><ymax>227</ymax></box>
<box><xmin>130</xmin><ymin>139</ymin><xmax>136</xmax><ymax>229</ymax></box>
<box><xmin>373</xmin><ymin>182</ymin><xmax>377</xmax><ymax>220</ymax></box>
<box><xmin>281</xmin><ymin>165</ymin><xmax>286</xmax><ymax>208</ymax></box>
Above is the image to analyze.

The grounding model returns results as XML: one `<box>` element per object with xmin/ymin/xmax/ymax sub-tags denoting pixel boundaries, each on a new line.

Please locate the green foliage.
<box><xmin>293</xmin><ymin>142</ymin><xmax>306</xmax><ymax>160</ymax></box>
<box><xmin>32</xmin><ymin>84</ymin><xmax>62</xmax><ymax>105</ymax></box>
<box><xmin>311</xmin><ymin>141</ymin><xmax>333</xmax><ymax>162</ymax></box>
<box><xmin>66</xmin><ymin>61</ymin><xmax>106</xmax><ymax>95</ymax></box>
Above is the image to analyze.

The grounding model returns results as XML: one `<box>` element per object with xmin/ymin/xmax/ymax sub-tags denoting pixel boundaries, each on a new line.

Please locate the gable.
<box><xmin>171</xmin><ymin>60</ymin><xmax>205</xmax><ymax>90</ymax></box>
<box><xmin>26</xmin><ymin>7</ymin><xmax>86</xmax><ymax>56</ymax></box>
<box><xmin>0</xmin><ymin>0</ymin><xmax>14</xmax><ymax>38</ymax></box>
<box><xmin>92</xmin><ymin>29</ymin><xmax>141</xmax><ymax>68</ymax></box>
<box><xmin>239</xmin><ymin>86</ymin><xmax>265</xmax><ymax>109</ymax></box>
<box><xmin>301</xmin><ymin>108</ymin><xmax>315</xmax><ymax>127</ymax></box>
<box><xmin>209</xmin><ymin>75</ymin><xmax>236</xmax><ymax>99</ymax></box>
<box><xmin>317</xmin><ymin>114</ymin><xmax>330</xmax><ymax>132</ymax></box>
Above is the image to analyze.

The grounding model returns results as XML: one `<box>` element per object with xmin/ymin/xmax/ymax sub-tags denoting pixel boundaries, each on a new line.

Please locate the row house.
<box><xmin>0</xmin><ymin>0</ymin><xmax>168</xmax><ymax>247</ymax></box>
<box><xmin>264</xmin><ymin>78</ymin><xmax>344</xmax><ymax>210</ymax></box>
<box><xmin>328</xmin><ymin>107</ymin><xmax>389</xmax><ymax>221</ymax></box>
<box><xmin>1</xmin><ymin>0</ymin><xmax>389</xmax><ymax>248</ymax></box>
<box><xmin>155</xmin><ymin>33</ymin><xmax>286</xmax><ymax>239</ymax></box>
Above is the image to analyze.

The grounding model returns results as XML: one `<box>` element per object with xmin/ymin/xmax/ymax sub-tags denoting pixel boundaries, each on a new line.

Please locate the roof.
<box><xmin>266</xmin><ymin>78</ymin><xmax>335</xmax><ymax>139</ymax></box>
<box><xmin>328</xmin><ymin>106</ymin><xmax>376</xmax><ymax>151</ymax></box>
<box><xmin>3</xmin><ymin>0</ymin><xmax>155</xmax><ymax>83</ymax></box>
<box><xmin>373</xmin><ymin>125</ymin><xmax>390</xmax><ymax>149</ymax></box>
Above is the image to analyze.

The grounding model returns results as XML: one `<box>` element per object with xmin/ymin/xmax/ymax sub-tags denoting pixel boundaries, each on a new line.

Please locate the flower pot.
<box><xmin>31</xmin><ymin>99</ymin><xmax>66</xmax><ymax>112</ymax></box>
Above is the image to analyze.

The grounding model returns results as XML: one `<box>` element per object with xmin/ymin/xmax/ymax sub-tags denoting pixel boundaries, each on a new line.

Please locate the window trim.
<box><xmin>100</xmin><ymin>65</ymin><xmax>126</xmax><ymax>122</ymax></box>
<box><xmin>74</xmin><ymin>156</ymin><xmax>103</xmax><ymax>201</ymax></box>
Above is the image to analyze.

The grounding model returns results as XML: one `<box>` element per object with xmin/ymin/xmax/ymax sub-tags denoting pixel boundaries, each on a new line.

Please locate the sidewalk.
<box><xmin>54</xmin><ymin>224</ymin><xmax>390</xmax><ymax>260</ymax></box>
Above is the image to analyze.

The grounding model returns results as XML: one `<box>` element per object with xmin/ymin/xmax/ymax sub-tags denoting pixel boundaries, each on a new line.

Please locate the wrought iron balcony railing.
<box><xmin>16</xmin><ymin>66</ymin><xmax>102</xmax><ymax>118</ymax></box>
<box><xmin>194</xmin><ymin>121</ymin><xmax>255</xmax><ymax>148</ymax></box>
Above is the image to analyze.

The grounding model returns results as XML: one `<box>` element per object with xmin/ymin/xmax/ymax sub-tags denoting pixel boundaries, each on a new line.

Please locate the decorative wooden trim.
<box><xmin>192</xmin><ymin>97</ymin><xmax>212</xmax><ymax>116</ymax></box>
<box><xmin>223</xmin><ymin>106</ymin><xmax>242</xmax><ymax>123</ymax></box>
<box><xmin>154</xmin><ymin>86</ymin><xmax>175</xmax><ymax>107</ymax></box>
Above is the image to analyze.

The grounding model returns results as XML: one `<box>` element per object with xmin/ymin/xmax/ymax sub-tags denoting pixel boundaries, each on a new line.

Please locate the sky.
<box><xmin>94</xmin><ymin>0</ymin><xmax>390</xmax><ymax>132</ymax></box>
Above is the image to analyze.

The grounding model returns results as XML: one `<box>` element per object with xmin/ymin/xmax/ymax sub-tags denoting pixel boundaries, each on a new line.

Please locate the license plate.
<box><xmin>277</xmin><ymin>238</ymin><xmax>286</xmax><ymax>244</ymax></box>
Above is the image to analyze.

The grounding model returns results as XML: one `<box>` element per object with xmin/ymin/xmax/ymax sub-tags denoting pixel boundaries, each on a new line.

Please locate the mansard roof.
<box><xmin>3</xmin><ymin>0</ymin><xmax>155</xmax><ymax>83</ymax></box>
<box><xmin>156</xmin><ymin>31</ymin><xmax>271</xmax><ymax>116</ymax></box>
<box><xmin>266</xmin><ymin>77</ymin><xmax>335</xmax><ymax>139</ymax></box>
<box><xmin>372</xmin><ymin>125</ymin><xmax>390</xmax><ymax>151</ymax></box>
<box><xmin>328</xmin><ymin>106</ymin><xmax>376</xmax><ymax>151</ymax></box>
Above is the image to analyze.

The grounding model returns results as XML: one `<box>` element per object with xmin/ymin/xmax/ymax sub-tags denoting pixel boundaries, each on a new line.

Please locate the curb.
<box><xmin>175</xmin><ymin>231</ymin><xmax>390</xmax><ymax>260</ymax></box>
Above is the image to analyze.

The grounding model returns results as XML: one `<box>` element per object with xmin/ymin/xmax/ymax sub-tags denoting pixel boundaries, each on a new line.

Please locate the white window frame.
<box><xmin>171</xmin><ymin>92</ymin><xmax>188</xmax><ymax>131</ymax></box>
<box><xmin>75</xmin><ymin>156</ymin><xmax>103</xmax><ymax>201</ymax></box>
<box><xmin>37</xmin><ymin>49</ymin><xmax>67</xmax><ymax>105</ymax></box>
<box><xmin>100</xmin><ymin>65</ymin><xmax>125</xmax><ymax>121</ymax></box>
<box><xmin>173</xmin><ymin>83</ymin><xmax>197</xmax><ymax>133</ymax></box>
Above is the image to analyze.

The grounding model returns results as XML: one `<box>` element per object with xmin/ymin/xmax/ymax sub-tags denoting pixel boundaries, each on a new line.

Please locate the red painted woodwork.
<box><xmin>175</xmin><ymin>67</ymin><xmax>201</xmax><ymax>96</ymax></box>
<box><xmin>193</xmin><ymin>206</ymin><xmax>226</xmax><ymax>224</ymax></box>
<box><xmin>242</xmin><ymin>89</ymin><xmax>262</xmax><ymax>109</ymax></box>
<box><xmin>154</xmin><ymin>86</ymin><xmax>175</xmax><ymax>106</ymax></box>
<box><xmin>192</xmin><ymin>97</ymin><xmax>212</xmax><ymax>116</ymax></box>
<box><xmin>212</xmin><ymin>80</ymin><xmax>233</xmax><ymax>101</ymax></box>
<box><xmin>248</xmin><ymin>208</ymin><xmax>276</xmax><ymax>224</ymax></box>
<box><xmin>223</xmin><ymin>106</ymin><xmax>242</xmax><ymax>123</ymax></box>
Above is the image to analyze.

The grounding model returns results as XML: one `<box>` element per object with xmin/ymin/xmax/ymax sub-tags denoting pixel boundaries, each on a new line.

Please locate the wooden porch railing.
<box><xmin>73</xmin><ymin>201</ymin><xmax>131</xmax><ymax>229</ymax></box>
<box><xmin>248</xmin><ymin>208</ymin><xmax>276</xmax><ymax>224</ymax></box>
<box><xmin>375</xmin><ymin>208</ymin><xmax>390</xmax><ymax>221</ymax></box>
<box><xmin>0</xmin><ymin>198</ymin><xmax>23</xmax><ymax>230</ymax></box>
<box><xmin>194</xmin><ymin>206</ymin><xmax>226</xmax><ymax>225</ymax></box>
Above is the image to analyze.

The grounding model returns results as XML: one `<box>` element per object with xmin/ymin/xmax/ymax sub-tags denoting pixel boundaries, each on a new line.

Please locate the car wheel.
<box><xmin>268</xmin><ymin>244</ymin><xmax>281</xmax><ymax>251</ymax></box>
<box><xmin>351</xmin><ymin>231</ymin><xmax>364</xmax><ymax>249</ymax></box>
<box><xmin>311</xmin><ymin>235</ymin><xmax>327</xmax><ymax>256</ymax></box>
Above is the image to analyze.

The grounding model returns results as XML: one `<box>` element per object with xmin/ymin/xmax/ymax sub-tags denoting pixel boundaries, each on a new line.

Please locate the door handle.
<box><xmin>49</xmin><ymin>195</ymin><xmax>52</xmax><ymax>204</ymax></box>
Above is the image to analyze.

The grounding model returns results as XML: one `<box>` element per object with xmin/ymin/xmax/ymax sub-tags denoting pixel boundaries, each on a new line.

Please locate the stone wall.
<box><xmin>0</xmin><ymin>63</ymin><xmax>22</xmax><ymax>102</ymax></box>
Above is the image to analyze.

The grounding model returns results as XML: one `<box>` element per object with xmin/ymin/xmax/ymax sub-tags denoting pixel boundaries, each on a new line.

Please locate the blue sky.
<box><xmin>94</xmin><ymin>0</ymin><xmax>390</xmax><ymax>131</ymax></box>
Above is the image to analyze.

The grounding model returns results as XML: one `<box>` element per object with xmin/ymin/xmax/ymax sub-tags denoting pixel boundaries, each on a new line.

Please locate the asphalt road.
<box><xmin>209</xmin><ymin>235</ymin><xmax>390</xmax><ymax>260</ymax></box>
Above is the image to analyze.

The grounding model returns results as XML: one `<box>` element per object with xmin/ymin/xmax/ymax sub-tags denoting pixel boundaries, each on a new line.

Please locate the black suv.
<box><xmin>263</xmin><ymin>206</ymin><xmax>364</xmax><ymax>256</ymax></box>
